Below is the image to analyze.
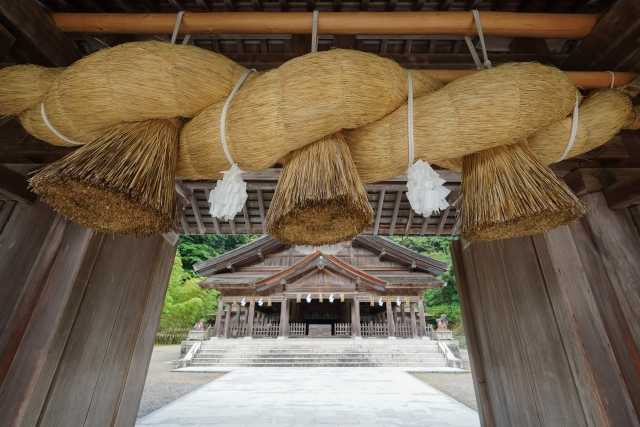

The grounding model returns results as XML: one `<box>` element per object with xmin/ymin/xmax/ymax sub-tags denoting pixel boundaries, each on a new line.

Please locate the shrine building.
<box><xmin>195</xmin><ymin>235</ymin><xmax>447</xmax><ymax>339</ymax></box>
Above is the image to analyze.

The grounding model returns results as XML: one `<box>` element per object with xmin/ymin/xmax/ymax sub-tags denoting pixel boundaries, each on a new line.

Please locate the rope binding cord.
<box><xmin>171</xmin><ymin>11</ymin><xmax>191</xmax><ymax>45</ymax></box>
<box><xmin>559</xmin><ymin>91</ymin><xmax>581</xmax><ymax>161</ymax></box>
<box><xmin>311</xmin><ymin>10</ymin><xmax>320</xmax><ymax>53</ymax></box>
<box><xmin>40</xmin><ymin>102</ymin><xmax>83</xmax><ymax>146</ymax></box>
<box><xmin>208</xmin><ymin>68</ymin><xmax>256</xmax><ymax>221</ymax></box>
<box><xmin>404</xmin><ymin>70</ymin><xmax>450</xmax><ymax>217</ymax></box>
<box><xmin>464</xmin><ymin>9</ymin><xmax>492</xmax><ymax>70</ymax></box>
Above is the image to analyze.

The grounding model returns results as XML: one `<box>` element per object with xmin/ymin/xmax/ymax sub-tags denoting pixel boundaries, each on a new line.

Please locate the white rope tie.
<box><xmin>219</xmin><ymin>69</ymin><xmax>255</xmax><ymax>166</ymax></box>
<box><xmin>208</xmin><ymin>68</ymin><xmax>256</xmax><ymax>221</ymax></box>
<box><xmin>559</xmin><ymin>91</ymin><xmax>581</xmax><ymax>161</ymax></box>
<box><xmin>405</xmin><ymin>70</ymin><xmax>450</xmax><ymax>217</ymax></box>
<box><xmin>407</xmin><ymin>71</ymin><xmax>415</xmax><ymax>168</ymax></box>
<box><xmin>608</xmin><ymin>71</ymin><xmax>616</xmax><ymax>89</ymax></box>
<box><xmin>40</xmin><ymin>102</ymin><xmax>83</xmax><ymax>146</ymax></box>
<box><xmin>311</xmin><ymin>10</ymin><xmax>320</xmax><ymax>53</ymax></box>
<box><xmin>171</xmin><ymin>11</ymin><xmax>191</xmax><ymax>45</ymax></box>
<box><xmin>464</xmin><ymin>9</ymin><xmax>492</xmax><ymax>70</ymax></box>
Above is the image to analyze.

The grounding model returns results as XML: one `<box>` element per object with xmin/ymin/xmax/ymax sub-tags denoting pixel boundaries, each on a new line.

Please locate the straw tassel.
<box><xmin>407</xmin><ymin>160</ymin><xmax>450</xmax><ymax>216</ymax></box>
<box><xmin>208</xmin><ymin>163</ymin><xmax>247</xmax><ymax>221</ymax></box>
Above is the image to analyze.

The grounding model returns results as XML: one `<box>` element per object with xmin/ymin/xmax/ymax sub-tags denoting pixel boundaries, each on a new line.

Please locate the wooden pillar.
<box><xmin>214</xmin><ymin>298</ymin><xmax>225</xmax><ymax>337</ymax></box>
<box><xmin>0</xmin><ymin>201</ymin><xmax>176</xmax><ymax>427</ymax></box>
<box><xmin>223</xmin><ymin>303</ymin><xmax>231</xmax><ymax>338</ymax></box>
<box><xmin>452</xmin><ymin>192</ymin><xmax>640</xmax><ymax>426</ymax></box>
<box><xmin>247</xmin><ymin>298</ymin><xmax>255</xmax><ymax>337</ymax></box>
<box><xmin>385</xmin><ymin>299</ymin><xmax>396</xmax><ymax>337</ymax></box>
<box><xmin>410</xmin><ymin>301</ymin><xmax>418</xmax><ymax>338</ymax></box>
<box><xmin>279</xmin><ymin>298</ymin><xmax>289</xmax><ymax>337</ymax></box>
<box><xmin>351</xmin><ymin>298</ymin><xmax>361</xmax><ymax>337</ymax></box>
<box><xmin>417</xmin><ymin>299</ymin><xmax>427</xmax><ymax>337</ymax></box>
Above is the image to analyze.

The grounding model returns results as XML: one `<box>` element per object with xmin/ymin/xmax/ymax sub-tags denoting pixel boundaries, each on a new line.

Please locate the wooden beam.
<box><xmin>0</xmin><ymin>166</ymin><xmax>35</xmax><ymax>203</ymax></box>
<box><xmin>256</xmin><ymin>189</ymin><xmax>267</xmax><ymax>233</ymax></box>
<box><xmin>563</xmin><ymin>0</ymin><xmax>640</xmax><ymax>71</ymax></box>
<box><xmin>404</xmin><ymin>209</ymin><xmax>414</xmax><ymax>236</ymax></box>
<box><xmin>190</xmin><ymin>192</ymin><xmax>205</xmax><ymax>235</ymax></box>
<box><xmin>437</xmin><ymin>206</ymin><xmax>451</xmax><ymax>235</ymax></box>
<box><xmin>373</xmin><ymin>189</ymin><xmax>385</xmax><ymax>236</ymax></box>
<box><xmin>0</xmin><ymin>0</ymin><xmax>79</xmax><ymax>66</ymax></box>
<box><xmin>52</xmin><ymin>11</ymin><xmax>598</xmax><ymax>38</ymax></box>
<box><xmin>389</xmin><ymin>190</ymin><xmax>403</xmax><ymax>236</ymax></box>
<box><xmin>420</xmin><ymin>215</ymin><xmax>430</xmax><ymax>235</ymax></box>
<box><xmin>604</xmin><ymin>177</ymin><xmax>640</xmax><ymax>210</ymax></box>
<box><xmin>242</xmin><ymin>204</ymin><xmax>251</xmax><ymax>233</ymax></box>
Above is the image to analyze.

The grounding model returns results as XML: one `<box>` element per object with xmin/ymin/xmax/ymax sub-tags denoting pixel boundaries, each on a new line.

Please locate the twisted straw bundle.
<box><xmin>30</xmin><ymin>119</ymin><xmax>181</xmax><ymax>234</ymax></box>
<box><xmin>436</xmin><ymin>89</ymin><xmax>636</xmax><ymax>171</ymax></box>
<box><xmin>266</xmin><ymin>133</ymin><xmax>373</xmax><ymax>245</ymax></box>
<box><xmin>177</xmin><ymin>49</ymin><xmax>443</xmax><ymax>179</ymax></box>
<box><xmin>0</xmin><ymin>65</ymin><xmax>62</xmax><ymax>116</ymax></box>
<box><xmin>348</xmin><ymin>62</ymin><xmax>576</xmax><ymax>183</ymax></box>
<box><xmin>19</xmin><ymin>41</ymin><xmax>244</xmax><ymax>146</ymax></box>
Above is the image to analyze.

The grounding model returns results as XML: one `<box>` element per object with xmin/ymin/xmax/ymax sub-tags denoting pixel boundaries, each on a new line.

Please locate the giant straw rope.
<box><xmin>0</xmin><ymin>41</ymin><xmax>636</xmax><ymax>240</ymax></box>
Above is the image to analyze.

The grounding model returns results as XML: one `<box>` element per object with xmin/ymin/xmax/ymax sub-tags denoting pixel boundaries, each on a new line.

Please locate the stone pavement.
<box><xmin>137</xmin><ymin>367</ymin><xmax>480</xmax><ymax>427</ymax></box>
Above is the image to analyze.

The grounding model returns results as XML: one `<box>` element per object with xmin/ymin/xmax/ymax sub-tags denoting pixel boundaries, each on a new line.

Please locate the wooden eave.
<box><xmin>193</xmin><ymin>235</ymin><xmax>287</xmax><ymax>276</ymax></box>
<box><xmin>254</xmin><ymin>251</ymin><xmax>388</xmax><ymax>293</ymax></box>
<box><xmin>352</xmin><ymin>235</ymin><xmax>448</xmax><ymax>275</ymax></box>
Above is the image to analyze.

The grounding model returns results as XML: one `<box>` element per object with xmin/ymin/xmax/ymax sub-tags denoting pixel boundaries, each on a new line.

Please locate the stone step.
<box><xmin>193</xmin><ymin>356</ymin><xmax>444</xmax><ymax>362</ymax></box>
<box><xmin>188</xmin><ymin>362</ymin><xmax>446</xmax><ymax>367</ymax></box>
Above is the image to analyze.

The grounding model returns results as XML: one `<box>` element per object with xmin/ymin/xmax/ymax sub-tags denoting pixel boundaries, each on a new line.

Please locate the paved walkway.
<box><xmin>137</xmin><ymin>368</ymin><xmax>480</xmax><ymax>427</ymax></box>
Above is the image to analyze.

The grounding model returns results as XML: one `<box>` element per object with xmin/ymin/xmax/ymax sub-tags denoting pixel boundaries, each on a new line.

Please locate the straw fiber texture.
<box><xmin>177</xmin><ymin>49</ymin><xmax>443</xmax><ymax>179</ymax></box>
<box><xmin>438</xmin><ymin>89</ymin><xmax>635</xmax><ymax>171</ymax></box>
<box><xmin>0</xmin><ymin>65</ymin><xmax>63</xmax><ymax>116</ymax></box>
<box><xmin>30</xmin><ymin>119</ymin><xmax>181</xmax><ymax>234</ymax></box>
<box><xmin>266</xmin><ymin>133</ymin><xmax>373</xmax><ymax>245</ymax></box>
<box><xmin>18</xmin><ymin>41</ymin><xmax>245</xmax><ymax>147</ymax></box>
<box><xmin>348</xmin><ymin>62</ymin><xmax>576</xmax><ymax>183</ymax></box>
<box><xmin>461</xmin><ymin>142</ymin><xmax>586</xmax><ymax>241</ymax></box>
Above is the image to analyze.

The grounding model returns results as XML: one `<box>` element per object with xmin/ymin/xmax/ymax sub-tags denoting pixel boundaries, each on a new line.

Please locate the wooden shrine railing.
<box><xmin>361</xmin><ymin>322</ymin><xmax>389</xmax><ymax>337</ymax></box>
<box><xmin>395</xmin><ymin>322</ymin><xmax>412</xmax><ymax>338</ymax></box>
<box><xmin>230</xmin><ymin>323</ymin><xmax>248</xmax><ymax>338</ymax></box>
<box><xmin>334</xmin><ymin>323</ymin><xmax>351</xmax><ymax>336</ymax></box>
<box><xmin>253</xmin><ymin>321</ymin><xmax>279</xmax><ymax>338</ymax></box>
<box><xmin>289</xmin><ymin>322</ymin><xmax>305</xmax><ymax>337</ymax></box>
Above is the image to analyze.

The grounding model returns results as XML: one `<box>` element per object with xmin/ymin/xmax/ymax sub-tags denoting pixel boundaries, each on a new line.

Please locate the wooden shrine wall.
<box><xmin>453</xmin><ymin>192</ymin><xmax>640</xmax><ymax>427</ymax></box>
<box><xmin>0</xmin><ymin>200</ymin><xmax>176</xmax><ymax>427</ymax></box>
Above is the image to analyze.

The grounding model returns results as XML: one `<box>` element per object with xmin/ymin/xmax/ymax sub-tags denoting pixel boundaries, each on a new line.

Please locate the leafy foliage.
<box><xmin>178</xmin><ymin>235</ymin><xmax>256</xmax><ymax>271</ymax></box>
<box><xmin>391</xmin><ymin>236</ymin><xmax>461</xmax><ymax>328</ymax></box>
<box><xmin>159</xmin><ymin>236</ymin><xmax>257</xmax><ymax>330</ymax></box>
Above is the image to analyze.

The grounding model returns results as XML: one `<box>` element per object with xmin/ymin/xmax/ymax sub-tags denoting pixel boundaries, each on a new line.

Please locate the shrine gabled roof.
<box><xmin>194</xmin><ymin>234</ymin><xmax>448</xmax><ymax>278</ymax></box>
<box><xmin>194</xmin><ymin>235</ymin><xmax>288</xmax><ymax>276</ymax></box>
<box><xmin>254</xmin><ymin>250</ymin><xmax>388</xmax><ymax>293</ymax></box>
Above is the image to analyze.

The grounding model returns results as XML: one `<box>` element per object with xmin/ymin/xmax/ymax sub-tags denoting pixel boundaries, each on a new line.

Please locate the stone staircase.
<box><xmin>185</xmin><ymin>338</ymin><xmax>448</xmax><ymax>368</ymax></box>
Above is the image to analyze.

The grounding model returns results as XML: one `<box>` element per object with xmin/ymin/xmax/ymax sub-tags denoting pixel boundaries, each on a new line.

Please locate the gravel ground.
<box><xmin>411</xmin><ymin>372</ymin><xmax>478</xmax><ymax>411</ymax></box>
<box><xmin>137</xmin><ymin>345</ymin><xmax>226</xmax><ymax>418</ymax></box>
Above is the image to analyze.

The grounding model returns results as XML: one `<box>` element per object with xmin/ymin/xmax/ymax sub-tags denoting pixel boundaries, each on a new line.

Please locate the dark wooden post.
<box><xmin>279</xmin><ymin>298</ymin><xmax>289</xmax><ymax>337</ymax></box>
<box><xmin>247</xmin><ymin>298</ymin><xmax>255</xmax><ymax>337</ymax></box>
<box><xmin>214</xmin><ymin>298</ymin><xmax>225</xmax><ymax>337</ymax></box>
<box><xmin>452</xmin><ymin>192</ymin><xmax>640</xmax><ymax>426</ymax></box>
<box><xmin>351</xmin><ymin>298</ymin><xmax>361</xmax><ymax>337</ymax></box>
<box><xmin>0</xmin><ymin>201</ymin><xmax>176</xmax><ymax>427</ymax></box>
<box><xmin>223</xmin><ymin>303</ymin><xmax>231</xmax><ymax>338</ymax></box>
<box><xmin>385</xmin><ymin>298</ymin><xmax>396</xmax><ymax>337</ymax></box>
<box><xmin>417</xmin><ymin>299</ymin><xmax>427</xmax><ymax>337</ymax></box>
<box><xmin>410</xmin><ymin>301</ymin><xmax>418</xmax><ymax>337</ymax></box>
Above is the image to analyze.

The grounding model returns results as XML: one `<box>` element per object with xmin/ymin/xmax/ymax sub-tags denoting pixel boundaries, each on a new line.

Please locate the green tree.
<box><xmin>159</xmin><ymin>236</ymin><xmax>258</xmax><ymax>331</ymax></box>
